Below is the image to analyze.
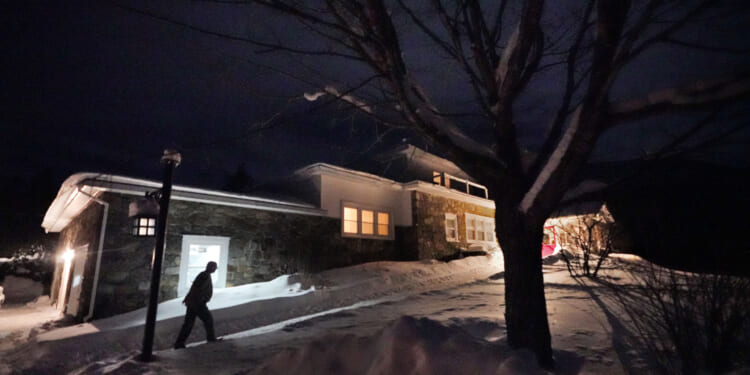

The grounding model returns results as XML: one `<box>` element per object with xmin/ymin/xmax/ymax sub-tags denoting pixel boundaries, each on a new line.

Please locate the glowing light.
<box><xmin>61</xmin><ymin>249</ymin><xmax>75</xmax><ymax>262</ymax></box>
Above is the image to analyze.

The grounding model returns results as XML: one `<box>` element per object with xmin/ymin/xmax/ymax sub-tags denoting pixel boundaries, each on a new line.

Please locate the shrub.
<box><xmin>606</xmin><ymin>261</ymin><xmax>750</xmax><ymax>375</ymax></box>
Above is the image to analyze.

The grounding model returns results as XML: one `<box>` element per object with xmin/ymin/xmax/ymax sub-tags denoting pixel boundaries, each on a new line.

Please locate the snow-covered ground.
<box><xmin>0</xmin><ymin>251</ymin><xmax>654</xmax><ymax>374</ymax></box>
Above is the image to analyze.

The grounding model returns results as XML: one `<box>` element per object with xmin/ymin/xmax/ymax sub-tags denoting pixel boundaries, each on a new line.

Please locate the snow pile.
<box><xmin>38</xmin><ymin>274</ymin><xmax>313</xmax><ymax>340</ymax></box>
<box><xmin>249</xmin><ymin>316</ymin><xmax>548</xmax><ymax>375</ymax></box>
<box><xmin>0</xmin><ymin>275</ymin><xmax>43</xmax><ymax>304</ymax></box>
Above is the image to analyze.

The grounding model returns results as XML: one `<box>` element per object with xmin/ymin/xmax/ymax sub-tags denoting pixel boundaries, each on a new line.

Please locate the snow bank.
<box><xmin>0</xmin><ymin>275</ymin><xmax>43</xmax><ymax>304</ymax></box>
<box><xmin>38</xmin><ymin>274</ymin><xmax>313</xmax><ymax>340</ymax></box>
<box><xmin>249</xmin><ymin>316</ymin><xmax>548</xmax><ymax>375</ymax></box>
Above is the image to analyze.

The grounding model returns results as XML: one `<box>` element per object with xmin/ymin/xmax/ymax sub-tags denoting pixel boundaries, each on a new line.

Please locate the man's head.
<box><xmin>206</xmin><ymin>261</ymin><xmax>218</xmax><ymax>274</ymax></box>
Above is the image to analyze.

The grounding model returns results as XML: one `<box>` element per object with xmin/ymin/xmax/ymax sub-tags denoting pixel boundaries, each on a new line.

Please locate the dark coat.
<box><xmin>183</xmin><ymin>271</ymin><xmax>213</xmax><ymax>308</ymax></box>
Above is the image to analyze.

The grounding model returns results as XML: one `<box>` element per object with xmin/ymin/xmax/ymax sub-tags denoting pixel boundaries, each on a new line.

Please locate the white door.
<box><xmin>179</xmin><ymin>235</ymin><xmax>229</xmax><ymax>297</ymax></box>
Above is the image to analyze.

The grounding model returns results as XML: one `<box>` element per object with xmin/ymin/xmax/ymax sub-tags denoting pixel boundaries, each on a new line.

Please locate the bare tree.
<box><xmin>129</xmin><ymin>0</ymin><xmax>750</xmax><ymax>366</ymax></box>
<box><xmin>557</xmin><ymin>211</ymin><xmax>618</xmax><ymax>278</ymax></box>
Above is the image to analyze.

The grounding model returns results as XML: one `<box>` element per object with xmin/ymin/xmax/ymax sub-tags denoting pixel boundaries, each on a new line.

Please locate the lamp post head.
<box><xmin>161</xmin><ymin>149</ymin><xmax>181</xmax><ymax>166</ymax></box>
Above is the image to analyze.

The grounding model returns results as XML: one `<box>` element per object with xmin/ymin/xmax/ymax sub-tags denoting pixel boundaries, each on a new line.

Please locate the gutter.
<box><xmin>77</xmin><ymin>188</ymin><xmax>108</xmax><ymax>322</ymax></box>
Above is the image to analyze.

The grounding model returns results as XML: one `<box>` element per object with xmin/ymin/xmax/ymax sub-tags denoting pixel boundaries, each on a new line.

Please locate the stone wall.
<box><xmin>411</xmin><ymin>191</ymin><xmax>496</xmax><ymax>260</ymax></box>
<box><xmin>159</xmin><ymin>198</ymin><xmax>405</xmax><ymax>300</ymax></box>
<box><xmin>94</xmin><ymin>193</ymin><xmax>155</xmax><ymax>319</ymax></box>
<box><xmin>86</xmin><ymin>193</ymin><xmax>407</xmax><ymax>318</ymax></box>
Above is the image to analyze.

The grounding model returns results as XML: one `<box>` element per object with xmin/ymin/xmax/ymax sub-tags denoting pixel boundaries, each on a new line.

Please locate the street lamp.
<box><xmin>140</xmin><ymin>149</ymin><xmax>181</xmax><ymax>362</ymax></box>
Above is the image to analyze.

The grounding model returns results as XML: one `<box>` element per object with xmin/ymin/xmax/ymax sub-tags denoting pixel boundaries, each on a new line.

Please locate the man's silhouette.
<box><xmin>173</xmin><ymin>261</ymin><xmax>219</xmax><ymax>349</ymax></box>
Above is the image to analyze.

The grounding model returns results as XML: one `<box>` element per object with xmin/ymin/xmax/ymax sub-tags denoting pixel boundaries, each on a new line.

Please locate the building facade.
<box><xmin>43</xmin><ymin>146</ymin><xmax>500</xmax><ymax>320</ymax></box>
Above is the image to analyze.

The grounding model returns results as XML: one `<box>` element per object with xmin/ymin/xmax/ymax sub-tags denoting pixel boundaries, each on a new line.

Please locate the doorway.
<box><xmin>178</xmin><ymin>235</ymin><xmax>229</xmax><ymax>297</ymax></box>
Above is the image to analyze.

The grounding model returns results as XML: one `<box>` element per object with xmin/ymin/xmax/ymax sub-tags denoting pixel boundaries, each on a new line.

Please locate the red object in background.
<box><xmin>542</xmin><ymin>225</ymin><xmax>556</xmax><ymax>258</ymax></box>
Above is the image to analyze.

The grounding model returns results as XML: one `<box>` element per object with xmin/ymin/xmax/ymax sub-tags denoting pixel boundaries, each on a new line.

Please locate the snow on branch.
<box><xmin>607</xmin><ymin>73</ymin><xmax>750</xmax><ymax>126</ymax></box>
<box><xmin>305</xmin><ymin>86</ymin><xmax>373</xmax><ymax>113</ymax></box>
<box><xmin>519</xmin><ymin>106</ymin><xmax>582</xmax><ymax>214</ymax></box>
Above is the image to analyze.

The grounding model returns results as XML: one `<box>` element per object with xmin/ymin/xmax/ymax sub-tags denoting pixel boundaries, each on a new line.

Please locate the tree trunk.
<box><xmin>497</xmin><ymin>213</ymin><xmax>554</xmax><ymax>368</ymax></box>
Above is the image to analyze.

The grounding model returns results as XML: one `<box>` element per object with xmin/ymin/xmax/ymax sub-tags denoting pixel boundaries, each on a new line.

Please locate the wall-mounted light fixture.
<box><xmin>129</xmin><ymin>196</ymin><xmax>160</xmax><ymax>237</ymax></box>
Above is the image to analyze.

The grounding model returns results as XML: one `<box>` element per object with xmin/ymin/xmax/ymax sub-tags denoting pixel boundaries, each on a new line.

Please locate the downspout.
<box><xmin>78</xmin><ymin>188</ymin><xmax>108</xmax><ymax>322</ymax></box>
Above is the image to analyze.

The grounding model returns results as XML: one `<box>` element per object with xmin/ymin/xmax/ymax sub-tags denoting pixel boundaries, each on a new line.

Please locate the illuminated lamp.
<box><xmin>129</xmin><ymin>196</ymin><xmax>160</xmax><ymax>237</ymax></box>
<box><xmin>61</xmin><ymin>248</ymin><xmax>75</xmax><ymax>262</ymax></box>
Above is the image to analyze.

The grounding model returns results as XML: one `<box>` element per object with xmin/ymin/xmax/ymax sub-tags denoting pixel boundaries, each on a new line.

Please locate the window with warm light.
<box><xmin>341</xmin><ymin>202</ymin><xmax>393</xmax><ymax>240</ymax></box>
<box><xmin>377</xmin><ymin>212</ymin><xmax>389</xmax><ymax>236</ymax></box>
<box><xmin>465</xmin><ymin>213</ymin><xmax>495</xmax><ymax>243</ymax></box>
<box><xmin>343</xmin><ymin>207</ymin><xmax>358</xmax><ymax>234</ymax></box>
<box><xmin>445</xmin><ymin>213</ymin><xmax>458</xmax><ymax>242</ymax></box>
<box><xmin>361</xmin><ymin>210</ymin><xmax>374</xmax><ymax>235</ymax></box>
<box><xmin>132</xmin><ymin>217</ymin><xmax>156</xmax><ymax>236</ymax></box>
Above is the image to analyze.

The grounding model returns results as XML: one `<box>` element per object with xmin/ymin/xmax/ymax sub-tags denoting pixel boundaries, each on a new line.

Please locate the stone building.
<box><xmin>42</xmin><ymin>145</ymin><xmax>499</xmax><ymax>321</ymax></box>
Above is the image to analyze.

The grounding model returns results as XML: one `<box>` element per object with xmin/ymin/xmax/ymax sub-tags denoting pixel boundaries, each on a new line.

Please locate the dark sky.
<box><xmin>1</xmin><ymin>1</ymin><xmax>405</xmax><ymax>189</ymax></box>
<box><xmin>2</xmin><ymin>1</ymin><xmax>749</xmax><ymax>191</ymax></box>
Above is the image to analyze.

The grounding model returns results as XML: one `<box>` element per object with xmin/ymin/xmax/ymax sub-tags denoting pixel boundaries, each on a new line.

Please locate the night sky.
<box><xmin>2</xmin><ymin>1</ymin><xmax>749</xmax><ymax>251</ymax></box>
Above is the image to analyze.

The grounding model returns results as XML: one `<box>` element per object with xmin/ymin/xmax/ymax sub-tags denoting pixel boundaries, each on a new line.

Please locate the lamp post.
<box><xmin>140</xmin><ymin>149</ymin><xmax>181</xmax><ymax>362</ymax></box>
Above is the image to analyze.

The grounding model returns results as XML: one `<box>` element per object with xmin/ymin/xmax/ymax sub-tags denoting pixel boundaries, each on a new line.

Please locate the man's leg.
<box><xmin>194</xmin><ymin>304</ymin><xmax>217</xmax><ymax>341</ymax></box>
<box><xmin>174</xmin><ymin>307</ymin><xmax>198</xmax><ymax>348</ymax></box>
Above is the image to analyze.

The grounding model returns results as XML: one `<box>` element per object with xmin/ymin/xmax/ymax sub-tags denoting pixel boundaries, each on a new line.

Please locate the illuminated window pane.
<box><xmin>377</xmin><ymin>212</ymin><xmax>389</xmax><ymax>225</ymax></box>
<box><xmin>344</xmin><ymin>207</ymin><xmax>358</xmax><ymax>221</ymax></box>
<box><xmin>361</xmin><ymin>210</ymin><xmax>374</xmax><ymax>234</ymax></box>
<box><xmin>140</xmin><ymin>217</ymin><xmax>149</xmax><ymax>226</ymax></box>
<box><xmin>343</xmin><ymin>207</ymin><xmax>358</xmax><ymax>233</ymax></box>
<box><xmin>147</xmin><ymin>228</ymin><xmax>155</xmax><ymax>236</ymax></box>
<box><xmin>445</xmin><ymin>214</ymin><xmax>458</xmax><ymax>241</ymax></box>
<box><xmin>478</xmin><ymin>231</ymin><xmax>485</xmax><ymax>241</ymax></box>
<box><xmin>377</xmin><ymin>212</ymin><xmax>389</xmax><ymax>236</ymax></box>
<box><xmin>139</xmin><ymin>227</ymin><xmax>148</xmax><ymax>236</ymax></box>
<box><xmin>148</xmin><ymin>218</ymin><xmax>156</xmax><ymax>226</ymax></box>
<box><xmin>433</xmin><ymin>171</ymin><xmax>442</xmax><ymax>185</ymax></box>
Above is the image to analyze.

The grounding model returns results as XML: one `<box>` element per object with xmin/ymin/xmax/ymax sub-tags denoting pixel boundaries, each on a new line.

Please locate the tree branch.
<box><xmin>607</xmin><ymin>72</ymin><xmax>750</xmax><ymax>127</ymax></box>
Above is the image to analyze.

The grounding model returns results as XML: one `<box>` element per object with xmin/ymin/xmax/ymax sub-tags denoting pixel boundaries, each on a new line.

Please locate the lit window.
<box><xmin>132</xmin><ymin>217</ymin><xmax>156</xmax><ymax>237</ymax></box>
<box><xmin>377</xmin><ymin>212</ymin><xmax>389</xmax><ymax>236</ymax></box>
<box><xmin>467</xmin><ymin>218</ymin><xmax>476</xmax><ymax>240</ymax></box>
<box><xmin>361</xmin><ymin>210</ymin><xmax>374</xmax><ymax>235</ymax></box>
<box><xmin>343</xmin><ymin>207</ymin><xmax>358</xmax><ymax>234</ymax></box>
<box><xmin>342</xmin><ymin>203</ymin><xmax>392</xmax><ymax>240</ymax></box>
<box><xmin>465</xmin><ymin>213</ymin><xmax>495</xmax><ymax>243</ymax></box>
<box><xmin>445</xmin><ymin>213</ymin><xmax>458</xmax><ymax>242</ymax></box>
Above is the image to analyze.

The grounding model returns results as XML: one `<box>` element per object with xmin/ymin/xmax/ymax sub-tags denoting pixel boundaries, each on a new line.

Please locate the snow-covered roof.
<box><xmin>294</xmin><ymin>163</ymin><xmax>495</xmax><ymax>209</ymax></box>
<box><xmin>293</xmin><ymin>163</ymin><xmax>404</xmax><ymax>189</ymax></box>
<box><xmin>42</xmin><ymin>173</ymin><xmax>326</xmax><ymax>233</ymax></box>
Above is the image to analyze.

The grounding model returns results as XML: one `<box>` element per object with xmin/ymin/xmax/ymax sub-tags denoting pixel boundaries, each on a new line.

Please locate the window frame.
<box><xmin>132</xmin><ymin>216</ymin><xmax>157</xmax><ymax>237</ymax></box>
<box><xmin>465</xmin><ymin>213</ymin><xmax>495</xmax><ymax>244</ymax></box>
<box><xmin>444</xmin><ymin>213</ymin><xmax>459</xmax><ymax>242</ymax></box>
<box><xmin>340</xmin><ymin>201</ymin><xmax>394</xmax><ymax>240</ymax></box>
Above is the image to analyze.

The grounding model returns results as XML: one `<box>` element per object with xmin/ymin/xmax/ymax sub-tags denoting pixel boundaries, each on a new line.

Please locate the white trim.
<box><xmin>42</xmin><ymin>173</ymin><xmax>326</xmax><ymax>233</ymax></box>
<box><xmin>404</xmin><ymin>181</ymin><xmax>495</xmax><ymax>209</ymax></box>
<box><xmin>340</xmin><ymin>200</ymin><xmax>394</xmax><ymax>240</ymax></box>
<box><xmin>76</xmin><ymin>189</ymin><xmax>108</xmax><ymax>322</ymax></box>
<box><xmin>444</xmin><ymin>213</ymin><xmax>458</xmax><ymax>242</ymax></box>
<box><xmin>179</xmin><ymin>235</ymin><xmax>230</xmax><ymax>297</ymax></box>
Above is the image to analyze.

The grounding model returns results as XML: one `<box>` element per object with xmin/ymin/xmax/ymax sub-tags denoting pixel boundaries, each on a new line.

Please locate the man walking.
<box><xmin>173</xmin><ymin>261</ymin><xmax>219</xmax><ymax>349</ymax></box>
